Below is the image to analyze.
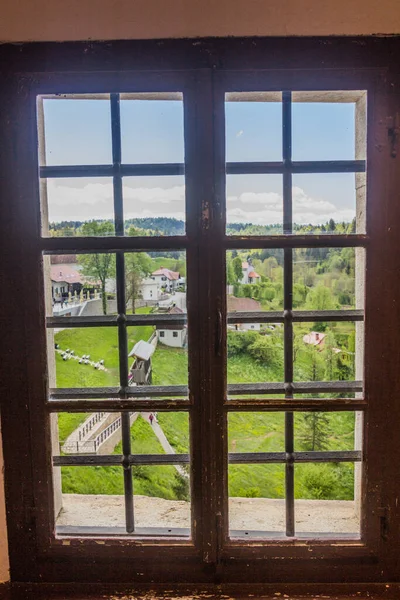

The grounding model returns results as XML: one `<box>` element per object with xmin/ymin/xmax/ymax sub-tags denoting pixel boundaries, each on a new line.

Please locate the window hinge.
<box><xmin>388</xmin><ymin>113</ymin><xmax>400</xmax><ymax>158</ymax></box>
<box><xmin>377</xmin><ymin>506</ymin><xmax>388</xmax><ymax>541</ymax></box>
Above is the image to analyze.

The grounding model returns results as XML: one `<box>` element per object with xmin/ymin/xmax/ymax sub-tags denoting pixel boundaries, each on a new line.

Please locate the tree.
<box><xmin>125</xmin><ymin>249</ymin><xmax>153</xmax><ymax>313</ymax></box>
<box><xmin>78</xmin><ymin>221</ymin><xmax>115</xmax><ymax>315</ymax></box>
<box><xmin>232</xmin><ymin>256</ymin><xmax>243</xmax><ymax>283</ymax></box>
<box><xmin>300</xmin><ymin>413</ymin><xmax>332</xmax><ymax>452</ymax></box>
<box><xmin>226</xmin><ymin>259</ymin><xmax>236</xmax><ymax>285</ymax></box>
<box><xmin>322</xmin><ymin>330</ymin><xmax>339</xmax><ymax>381</ymax></box>
<box><xmin>305</xmin><ymin>284</ymin><xmax>338</xmax><ymax>331</ymax></box>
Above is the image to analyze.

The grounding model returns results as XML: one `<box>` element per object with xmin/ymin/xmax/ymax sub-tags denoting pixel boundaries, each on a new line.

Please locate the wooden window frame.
<box><xmin>1</xmin><ymin>37</ymin><xmax>400</xmax><ymax>587</ymax></box>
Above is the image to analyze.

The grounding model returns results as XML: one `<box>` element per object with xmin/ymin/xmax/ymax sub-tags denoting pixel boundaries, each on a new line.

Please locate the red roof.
<box><xmin>303</xmin><ymin>332</ymin><xmax>326</xmax><ymax>347</ymax></box>
<box><xmin>227</xmin><ymin>296</ymin><xmax>261</xmax><ymax>312</ymax></box>
<box><xmin>168</xmin><ymin>306</ymin><xmax>184</xmax><ymax>314</ymax></box>
<box><xmin>152</xmin><ymin>268</ymin><xmax>180</xmax><ymax>281</ymax></box>
<box><xmin>50</xmin><ymin>265</ymin><xmax>83</xmax><ymax>284</ymax></box>
<box><xmin>248</xmin><ymin>271</ymin><xmax>260</xmax><ymax>279</ymax></box>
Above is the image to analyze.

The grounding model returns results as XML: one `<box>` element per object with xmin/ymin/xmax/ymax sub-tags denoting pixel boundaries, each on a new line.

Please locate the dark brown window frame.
<box><xmin>1</xmin><ymin>37</ymin><xmax>400</xmax><ymax>587</ymax></box>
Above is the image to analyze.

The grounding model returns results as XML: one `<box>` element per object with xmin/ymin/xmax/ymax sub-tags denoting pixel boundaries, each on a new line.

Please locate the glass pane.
<box><xmin>127</xmin><ymin>325</ymin><xmax>188</xmax><ymax>389</ymax></box>
<box><xmin>133</xmin><ymin>465</ymin><xmax>190</xmax><ymax>534</ymax></box>
<box><xmin>292</xmin><ymin>173</ymin><xmax>358</xmax><ymax>234</ymax></box>
<box><xmin>293</xmin><ymin>247</ymin><xmax>363</xmax><ymax>309</ymax></box>
<box><xmin>293</xmin><ymin>322</ymin><xmax>357</xmax><ymax>386</ymax></box>
<box><xmin>229</xmin><ymin>464</ymin><xmax>285</xmax><ymax>537</ymax></box>
<box><xmin>120</xmin><ymin>93</ymin><xmax>184</xmax><ymax>164</ymax></box>
<box><xmin>227</xmin><ymin>249</ymin><xmax>284</xmax><ymax>311</ymax></box>
<box><xmin>44</xmin><ymin>253</ymin><xmax>116</xmax><ymax>318</ymax></box>
<box><xmin>123</xmin><ymin>175</ymin><xmax>185</xmax><ymax>235</ymax></box>
<box><xmin>40</xmin><ymin>96</ymin><xmax>112</xmax><ymax>166</ymax></box>
<box><xmin>51</xmin><ymin>327</ymin><xmax>119</xmax><ymax>389</ymax></box>
<box><xmin>225</xmin><ymin>92</ymin><xmax>282</xmax><ymax>162</ymax></box>
<box><xmin>44</xmin><ymin>177</ymin><xmax>115</xmax><ymax>235</ymax></box>
<box><xmin>294</xmin><ymin>412</ymin><xmax>356</xmax><ymax>452</ymax></box>
<box><xmin>294</xmin><ymin>463</ymin><xmax>360</xmax><ymax>536</ymax></box>
<box><xmin>228</xmin><ymin>413</ymin><xmax>285</xmax><ymax>453</ymax></box>
<box><xmin>226</xmin><ymin>175</ymin><xmax>283</xmax><ymax>235</ymax></box>
<box><xmin>57</xmin><ymin>466</ymin><xmax>125</xmax><ymax>531</ymax></box>
<box><xmin>292</xmin><ymin>92</ymin><xmax>365</xmax><ymax>162</ymax></box>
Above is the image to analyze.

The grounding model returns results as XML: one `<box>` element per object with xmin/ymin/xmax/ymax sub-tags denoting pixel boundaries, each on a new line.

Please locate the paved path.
<box><xmin>141</xmin><ymin>412</ymin><xmax>189</xmax><ymax>479</ymax></box>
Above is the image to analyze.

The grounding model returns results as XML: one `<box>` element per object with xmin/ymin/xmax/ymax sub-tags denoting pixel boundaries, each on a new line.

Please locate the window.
<box><xmin>1</xmin><ymin>38</ymin><xmax>398</xmax><ymax>587</ymax></box>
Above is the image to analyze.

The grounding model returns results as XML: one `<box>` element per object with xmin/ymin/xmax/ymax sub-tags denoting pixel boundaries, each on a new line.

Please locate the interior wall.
<box><xmin>0</xmin><ymin>419</ymin><xmax>9</xmax><ymax>583</ymax></box>
<box><xmin>0</xmin><ymin>0</ymin><xmax>399</xmax><ymax>42</ymax></box>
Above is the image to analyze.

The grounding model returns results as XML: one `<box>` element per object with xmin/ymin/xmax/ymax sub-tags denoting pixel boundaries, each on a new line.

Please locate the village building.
<box><xmin>139</xmin><ymin>278</ymin><xmax>161</xmax><ymax>301</ymax></box>
<box><xmin>156</xmin><ymin>306</ymin><xmax>187</xmax><ymax>348</ymax></box>
<box><xmin>50</xmin><ymin>265</ymin><xmax>83</xmax><ymax>299</ymax></box>
<box><xmin>303</xmin><ymin>331</ymin><xmax>326</xmax><ymax>348</ymax></box>
<box><xmin>241</xmin><ymin>260</ymin><xmax>261</xmax><ymax>284</ymax></box>
<box><xmin>151</xmin><ymin>267</ymin><xmax>180</xmax><ymax>293</ymax></box>
<box><xmin>227</xmin><ymin>296</ymin><xmax>262</xmax><ymax>331</ymax></box>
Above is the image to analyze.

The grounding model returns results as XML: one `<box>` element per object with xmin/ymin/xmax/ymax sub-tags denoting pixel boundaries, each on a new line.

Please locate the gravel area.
<box><xmin>58</xmin><ymin>494</ymin><xmax>359</xmax><ymax>534</ymax></box>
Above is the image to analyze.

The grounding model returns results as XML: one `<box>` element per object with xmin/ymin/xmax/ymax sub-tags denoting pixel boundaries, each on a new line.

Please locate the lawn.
<box><xmin>56</xmin><ymin>326</ymin><xmax>356</xmax><ymax>502</ymax></box>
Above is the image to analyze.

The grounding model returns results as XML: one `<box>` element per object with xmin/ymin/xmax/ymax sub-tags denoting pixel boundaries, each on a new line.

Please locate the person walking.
<box><xmin>149</xmin><ymin>413</ymin><xmax>154</xmax><ymax>426</ymax></box>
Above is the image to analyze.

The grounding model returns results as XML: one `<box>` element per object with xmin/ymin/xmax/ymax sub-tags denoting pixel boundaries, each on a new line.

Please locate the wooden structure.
<box><xmin>128</xmin><ymin>340</ymin><xmax>155</xmax><ymax>385</ymax></box>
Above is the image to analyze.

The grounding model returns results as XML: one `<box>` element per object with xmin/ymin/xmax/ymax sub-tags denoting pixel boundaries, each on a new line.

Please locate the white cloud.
<box><xmin>45</xmin><ymin>179</ymin><xmax>354</xmax><ymax>226</ymax></box>
<box><xmin>227</xmin><ymin>186</ymin><xmax>355</xmax><ymax>226</ymax></box>
<box><xmin>236</xmin><ymin>130</ymin><xmax>244</xmax><ymax>138</ymax></box>
<box><xmin>46</xmin><ymin>180</ymin><xmax>185</xmax><ymax>222</ymax></box>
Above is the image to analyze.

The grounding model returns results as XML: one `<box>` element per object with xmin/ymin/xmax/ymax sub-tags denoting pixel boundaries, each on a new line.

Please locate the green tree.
<box><xmin>323</xmin><ymin>330</ymin><xmax>339</xmax><ymax>381</ymax></box>
<box><xmin>232</xmin><ymin>256</ymin><xmax>243</xmax><ymax>283</ymax></box>
<box><xmin>79</xmin><ymin>221</ymin><xmax>115</xmax><ymax>315</ymax></box>
<box><xmin>226</xmin><ymin>259</ymin><xmax>236</xmax><ymax>285</ymax></box>
<box><xmin>125</xmin><ymin>232</ymin><xmax>153</xmax><ymax>313</ymax></box>
<box><xmin>305</xmin><ymin>284</ymin><xmax>338</xmax><ymax>331</ymax></box>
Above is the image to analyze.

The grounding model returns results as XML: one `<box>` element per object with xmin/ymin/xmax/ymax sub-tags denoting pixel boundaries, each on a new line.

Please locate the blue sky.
<box><xmin>42</xmin><ymin>97</ymin><xmax>358</xmax><ymax>227</ymax></box>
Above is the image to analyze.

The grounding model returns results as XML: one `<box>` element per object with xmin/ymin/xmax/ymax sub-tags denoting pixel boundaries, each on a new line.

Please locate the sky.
<box><xmin>42</xmin><ymin>96</ymin><xmax>360</xmax><ymax>228</ymax></box>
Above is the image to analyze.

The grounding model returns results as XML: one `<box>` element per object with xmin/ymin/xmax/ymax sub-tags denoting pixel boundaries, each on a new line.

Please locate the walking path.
<box><xmin>140</xmin><ymin>412</ymin><xmax>189</xmax><ymax>479</ymax></box>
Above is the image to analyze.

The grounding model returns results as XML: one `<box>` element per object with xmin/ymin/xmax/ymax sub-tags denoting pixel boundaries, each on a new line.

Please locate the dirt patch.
<box><xmin>58</xmin><ymin>495</ymin><xmax>359</xmax><ymax>534</ymax></box>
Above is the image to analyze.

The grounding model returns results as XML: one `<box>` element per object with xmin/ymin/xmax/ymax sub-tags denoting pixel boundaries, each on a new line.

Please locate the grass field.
<box><xmin>55</xmin><ymin>324</ymin><xmax>356</xmax><ymax>502</ymax></box>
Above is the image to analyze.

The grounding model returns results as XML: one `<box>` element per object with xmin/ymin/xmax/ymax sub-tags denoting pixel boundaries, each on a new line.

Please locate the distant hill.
<box><xmin>49</xmin><ymin>217</ymin><xmax>355</xmax><ymax>237</ymax></box>
<box><xmin>125</xmin><ymin>217</ymin><xmax>185</xmax><ymax>236</ymax></box>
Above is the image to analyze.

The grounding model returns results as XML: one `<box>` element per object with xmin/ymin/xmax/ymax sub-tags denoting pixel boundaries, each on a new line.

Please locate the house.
<box><xmin>156</xmin><ymin>306</ymin><xmax>187</xmax><ymax>347</ymax></box>
<box><xmin>151</xmin><ymin>267</ymin><xmax>180</xmax><ymax>293</ymax></box>
<box><xmin>303</xmin><ymin>331</ymin><xmax>326</xmax><ymax>349</ymax></box>
<box><xmin>139</xmin><ymin>278</ymin><xmax>161</xmax><ymax>301</ymax></box>
<box><xmin>227</xmin><ymin>296</ymin><xmax>262</xmax><ymax>331</ymax></box>
<box><xmin>241</xmin><ymin>260</ymin><xmax>261</xmax><ymax>284</ymax></box>
<box><xmin>50</xmin><ymin>265</ymin><xmax>83</xmax><ymax>298</ymax></box>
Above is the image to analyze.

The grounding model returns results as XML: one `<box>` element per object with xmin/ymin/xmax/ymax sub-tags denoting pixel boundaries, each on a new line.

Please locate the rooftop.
<box><xmin>227</xmin><ymin>296</ymin><xmax>261</xmax><ymax>312</ymax></box>
<box><xmin>152</xmin><ymin>268</ymin><xmax>180</xmax><ymax>280</ymax></box>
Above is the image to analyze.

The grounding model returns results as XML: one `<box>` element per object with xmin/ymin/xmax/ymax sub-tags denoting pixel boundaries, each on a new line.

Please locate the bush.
<box><xmin>247</xmin><ymin>334</ymin><xmax>282</xmax><ymax>368</ymax></box>
<box><xmin>297</xmin><ymin>464</ymin><xmax>339</xmax><ymax>499</ymax></box>
<box><xmin>227</xmin><ymin>330</ymin><xmax>258</xmax><ymax>357</ymax></box>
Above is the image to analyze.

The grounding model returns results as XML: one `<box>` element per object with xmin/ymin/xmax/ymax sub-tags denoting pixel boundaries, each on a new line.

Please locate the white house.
<box><xmin>139</xmin><ymin>278</ymin><xmax>161</xmax><ymax>301</ymax></box>
<box><xmin>241</xmin><ymin>260</ymin><xmax>261</xmax><ymax>285</ymax></box>
<box><xmin>156</xmin><ymin>306</ymin><xmax>187</xmax><ymax>348</ymax></box>
<box><xmin>151</xmin><ymin>267</ymin><xmax>180</xmax><ymax>293</ymax></box>
<box><xmin>50</xmin><ymin>265</ymin><xmax>83</xmax><ymax>298</ymax></box>
<box><xmin>227</xmin><ymin>296</ymin><xmax>262</xmax><ymax>331</ymax></box>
